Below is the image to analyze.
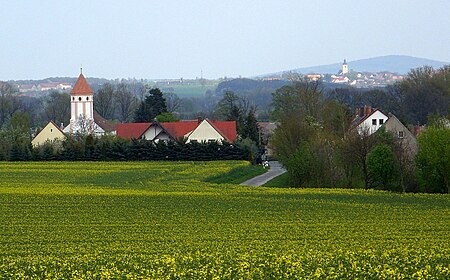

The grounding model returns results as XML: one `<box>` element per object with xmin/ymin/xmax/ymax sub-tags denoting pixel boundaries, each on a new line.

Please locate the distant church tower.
<box><xmin>69</xmin><ymin>69</ymin><xmax>94</xmax><ymax>134</ymax></box>
<box><xmin>342</xmin><ymin>59</ymin><xmax>349</xmax><ymax>75</ymax></box>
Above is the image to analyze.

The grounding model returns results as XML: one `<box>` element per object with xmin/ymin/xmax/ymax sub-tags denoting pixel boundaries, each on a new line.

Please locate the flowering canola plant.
<box><xmin>0</xmin><ymin>161</ymin><xmax>449</xmax><ymax>279</ymax></box>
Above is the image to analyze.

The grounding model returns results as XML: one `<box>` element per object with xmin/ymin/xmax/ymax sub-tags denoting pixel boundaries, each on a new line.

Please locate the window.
<box><xmin>72</xmin><ymin>97</ymin><xmax>75</xmax><ymax>101</ymax></box>
<box><xmin>50</xmin><ymin>129</ymin><xmax>53</xmax><ymax>132</ymax></box>
<box><xmin>78</xmin><ymin>97</ymin><xmax>82</xmax><ymax>101</ymax></box>
<box><xmin>208</xmin><ymin>139</ymin><xmax>215</xmax><ymax>143</ymax></box>
<box><xmin>86</xmin><ymin>97</ymin><xmax>89</xmax><ymax>101</ymax></box>
<box><xmin>372</xmin><ymin>119</ymin><xmax>377</xmax><ymax>125</ymax></box>
<box><xmin>398</xmin><ymin>131</ymin><xmax>404</xmax><ymax>138</ymax></box>
<box><xmin>379</xmin><ymin>119</ymin><xmax>384</xmax><ymax>125</ymax></box>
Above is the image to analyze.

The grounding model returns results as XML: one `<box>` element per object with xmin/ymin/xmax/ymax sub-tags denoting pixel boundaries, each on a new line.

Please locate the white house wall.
<box><xmin>143</xmin><ymin>125</ymin><xmax>163</xmax><ymax>140</ymax></box>
<box><xmin>187</xmin><ymin>120</ymin><xmax>224</xmax><ymax>143</ymax></box>
<box><xmin>357</xmin><ymin>110</ymin><xmax>389</xmax><ymax>135</ymax></box>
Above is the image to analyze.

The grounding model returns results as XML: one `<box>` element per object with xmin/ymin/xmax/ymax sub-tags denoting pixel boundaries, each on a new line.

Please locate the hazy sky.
<box><xmin>1</xmin><ymin>0</ymin><xmax>450</xmax><ymax>80</ymax></box>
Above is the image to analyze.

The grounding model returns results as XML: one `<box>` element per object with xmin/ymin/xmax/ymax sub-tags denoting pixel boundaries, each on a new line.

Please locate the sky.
<box><xmin>1</xmin><ymin>0</ymin><xmax>450</xmax><ymax>80</ymax></box>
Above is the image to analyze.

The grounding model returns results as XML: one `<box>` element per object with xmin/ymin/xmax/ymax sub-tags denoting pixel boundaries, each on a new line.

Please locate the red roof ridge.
<box><xmin>71</xmin><ymin>74</ymin><xmax>93</xmax><ymax>95</ymax></box>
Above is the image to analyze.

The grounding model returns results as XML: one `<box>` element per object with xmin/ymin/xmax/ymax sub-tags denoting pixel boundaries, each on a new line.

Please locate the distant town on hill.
<box><xmin>8</xmin><ymin>55</ymin><xmax>450</xmax><ymax>96</ymax></box>
<box><xmin>261</xmin><ymin>55</ymin><xmax>449</xmax><ymax>76</ymax></box>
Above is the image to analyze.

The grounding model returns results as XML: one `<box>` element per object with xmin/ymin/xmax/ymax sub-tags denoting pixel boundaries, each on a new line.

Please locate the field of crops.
<box><xmin>1</xmin><ymin>161</ymin><xmax>449</xmax><ymax>279</ymax></box>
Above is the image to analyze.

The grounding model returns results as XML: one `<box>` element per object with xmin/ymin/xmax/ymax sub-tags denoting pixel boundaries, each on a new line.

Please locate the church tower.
<box><xmin>69</xmin><ymin>69</ymin><xmax>94</xmax><ymax>134</ymax></box>
<box><xmin>342</xmin><ymin>59</ymin><xmax>349</xmax><ymax>75</ymax></box>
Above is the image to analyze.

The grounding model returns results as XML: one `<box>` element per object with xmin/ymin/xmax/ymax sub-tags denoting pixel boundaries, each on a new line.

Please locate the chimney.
<box><xmin>197</xmin><ymin>116</ymin><xmax>203</xmax><ymax>124</ymax></box>
<box><xmin>364</xmin><ymin>105</ymin><xmax>372</xmax><ymax>116</ymax></box>
<box><xmin>60</xmin><ymin>123</ymin><xmax>64</xmax><ymax>129</ymax></box>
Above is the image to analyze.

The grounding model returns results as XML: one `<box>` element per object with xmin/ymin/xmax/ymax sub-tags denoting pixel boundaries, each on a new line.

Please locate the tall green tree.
<box><xmin>416</xmin><ymin>125</ymin><xmax>450</xmax><ymax>193</ymax></box>
<box><xmin>134</xmin><ymin>88</ymin><xmax>167</xmax><ymax>122</ymax></box>
<box><xmin>367</xmin><ymin>143</ymin><xmax>399</xmax><ymax>190</ymax></box>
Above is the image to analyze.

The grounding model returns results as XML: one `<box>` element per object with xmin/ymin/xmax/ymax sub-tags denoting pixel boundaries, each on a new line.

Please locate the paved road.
<box><xmin>240</xmin><ymin>161</ymin><xmax>286</xmax><ymax>186</ymax></box>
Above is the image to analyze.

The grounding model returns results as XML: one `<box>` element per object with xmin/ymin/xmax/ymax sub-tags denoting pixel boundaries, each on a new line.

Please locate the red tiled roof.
<box><xmin>93</xmin><ymin>111</ymin><xmax>116</xmax><ymax>132</ymax></box>
<box><xmin>71</xmin><ymin>74</ymin><xmax>93</xmax><ymax>95</ymax></box>
<box><xmin>160</xmin><ymin>121</ymin><xmax>198</xmax><ymax>140</ymax></box>
<box><xmin>209</xmin><ymin>120</ymin><xmax>237</xmax><ymax>142</ymax></box>
<box><xmin>116</xmin><ymin>119</ymin><xmax>237</xmax><ymax>142</ymax></box>
<box><xmin>116</xmin><ymin>123</ymin><xmax>152</xmax><ymax>139</ymax></box>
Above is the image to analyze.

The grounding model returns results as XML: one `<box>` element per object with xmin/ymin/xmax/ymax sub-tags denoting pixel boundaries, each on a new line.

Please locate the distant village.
<box><xmin>263</xmin><ymin>60</ymin><xmax>404</xmax><ymax>88</ymax></box>
<box><xmin>14</xmin><ymin>60</ymin><xmax>404</xmax><ymax>96</ymax></box>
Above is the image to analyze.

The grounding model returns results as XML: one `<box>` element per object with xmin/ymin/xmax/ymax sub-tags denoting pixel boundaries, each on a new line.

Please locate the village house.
<box><xmin>117</xmin><ymin>117</ymin><xmax>236</xmax><ymax>143</ymax></box>
<box><xmin>31</xmin><ymin>121</ymin><xmax>66</xmax><ymax>147</ymax></box>
<box><xmin>352</xmin><ymin>105</ymin><xmax>418</xmax><ymax>157</ymax></box>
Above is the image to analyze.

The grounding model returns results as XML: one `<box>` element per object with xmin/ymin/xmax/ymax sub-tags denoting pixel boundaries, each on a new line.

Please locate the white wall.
<box><xmin>187</xmin><ymin>120</ymin><xmax>224</xmax><ymax>143</ymax></box>
<box><xmin>357</xmin><ymin>110</ymin><xmax>389</xmax><ymax>135</ymax></box>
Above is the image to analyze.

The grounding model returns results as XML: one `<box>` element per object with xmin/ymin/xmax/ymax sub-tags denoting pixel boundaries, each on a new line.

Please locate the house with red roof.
<box><xmin>117</xmin><ymin>117</ymin><xmax>236</xmax><ymax>143</ymax></box>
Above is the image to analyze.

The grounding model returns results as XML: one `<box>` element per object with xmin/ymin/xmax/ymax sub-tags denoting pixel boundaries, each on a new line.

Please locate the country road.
<box><xmin>240</xmin><ymin>161</ymin><xmax>286</xmax><ymax>186</ymax></box>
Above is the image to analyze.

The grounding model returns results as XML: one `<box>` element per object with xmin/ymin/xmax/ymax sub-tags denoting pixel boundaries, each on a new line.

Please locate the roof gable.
<box><xmin>353</xmin><ymin>109</ymin><xmax>388</xmax><ymax>127</ymax></box>
<box><xmin>71</xmin><ymin>74</ymin><xmax>93</xmax><ymax>95</ymax></box>
<box><xmin>32</xmin><ymin>121</ymin><xmax>66</xmax><ymax>146</ymax></box>
<box><xmin>116</xmin><ymin>123</ymin><xmax>152</xmax><ymax>139</ymax></box>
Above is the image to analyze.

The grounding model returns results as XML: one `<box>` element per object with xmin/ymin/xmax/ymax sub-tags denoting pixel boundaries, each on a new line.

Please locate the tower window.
<box><xmin>72</xmin><ymin>97</ymin><xmax>75</xmax><ymax>101</ymax></box>
<box><xmin>86</xmin><ymin>97</ymin><xmax>89</xmax><ymax>101</ymax></box>
<box><xmin>78</xmin><ymin>97</ymin><xmax>82</xmax><ymax>101</ymax></box>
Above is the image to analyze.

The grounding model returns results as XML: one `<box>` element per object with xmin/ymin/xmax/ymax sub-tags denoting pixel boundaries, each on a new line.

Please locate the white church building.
<box><xmin>32</xmin><ymin>71</ymin><xmax>115</xmax><ymax>146</ymax></box>
<box><xmin>63</xmin><ymin>71</ymin><xmax>115</xmax><ymax>135</ymax></box>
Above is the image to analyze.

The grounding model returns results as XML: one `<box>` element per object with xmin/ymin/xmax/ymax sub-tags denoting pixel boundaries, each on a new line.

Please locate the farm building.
<box><xmin>117</xmin><ymin>117</ymin><xmax>236</xmax><ymax>143</ymax></box>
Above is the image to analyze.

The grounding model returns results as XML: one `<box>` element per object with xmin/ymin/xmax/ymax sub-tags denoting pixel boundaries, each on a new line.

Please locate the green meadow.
<box><xmin>1</xmin><ymin>161</ymin><xmax>449</xmax><ymax>279</ymax></box>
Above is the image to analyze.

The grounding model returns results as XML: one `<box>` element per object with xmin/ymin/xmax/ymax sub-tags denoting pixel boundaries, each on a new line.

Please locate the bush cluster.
<box><xmin>3</xmin><ymin>135</ymin><xmax>251</xmax><ymax>162</ymax></box>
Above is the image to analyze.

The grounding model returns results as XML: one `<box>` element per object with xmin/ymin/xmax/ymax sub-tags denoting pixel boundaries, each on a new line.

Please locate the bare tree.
<box><xmin>164</xmin><ymin>92</ymin><xmax>182</xmax><ymax>113</ymax></box>
<box><xmin>115</xmin><ymin>83</ymin><xmax>137</xmax><ymax>122</ymax></box>
<box><xmin>0</xmin><ymin>82</ymin><xmax>18</xmax><ymax>128</ymax></box>
<box><xmin>43</xmin><ymin>91</ymin><xmax>70</xmax><ymax>127</ymax></box>
<box><xmin>95</xmin><ymin>83</ymin><xmax>115</xmax><ymax>119</ymax></box>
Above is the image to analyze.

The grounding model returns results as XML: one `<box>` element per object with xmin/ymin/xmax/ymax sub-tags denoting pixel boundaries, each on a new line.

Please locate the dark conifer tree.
<box><xmin>134</xmin><ymin>88</ymin><xmax>168</xmax><ymax>122</ymax></box>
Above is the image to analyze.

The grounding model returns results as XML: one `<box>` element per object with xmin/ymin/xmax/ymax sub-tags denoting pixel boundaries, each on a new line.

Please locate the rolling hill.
<box><xmin>263</xmin><ymin>55</ymin><xmax>449</xmax><ymax>76</ymax></box>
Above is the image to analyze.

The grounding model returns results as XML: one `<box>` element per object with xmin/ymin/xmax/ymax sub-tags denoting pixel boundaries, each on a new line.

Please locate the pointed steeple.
<box><xmin>71</xmin><ymin>73</ymin><xmax>93</xmax><ymax>95</ymax></box>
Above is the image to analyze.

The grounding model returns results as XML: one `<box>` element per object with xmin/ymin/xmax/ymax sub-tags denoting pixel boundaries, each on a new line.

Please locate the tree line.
<box><xmin>271</xmin><ymin>68</ymin><xmax>449</xmax><ymax>194</ymax></box>
<box><xmin>2</xmin><ymin>134</ymin><xmax>251</xmax><ymax>162</ymax></box>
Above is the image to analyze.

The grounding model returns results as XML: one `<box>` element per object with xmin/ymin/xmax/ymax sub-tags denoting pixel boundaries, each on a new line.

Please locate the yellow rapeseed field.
<box><xmin>1</xmin><ymin>161</ymin><xmax>449</xmax><ymax>279</ymax></box>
